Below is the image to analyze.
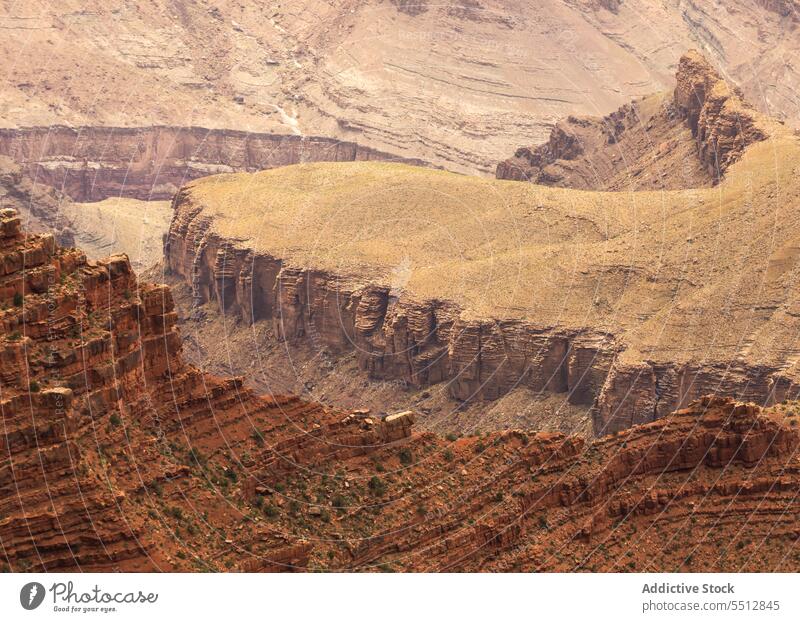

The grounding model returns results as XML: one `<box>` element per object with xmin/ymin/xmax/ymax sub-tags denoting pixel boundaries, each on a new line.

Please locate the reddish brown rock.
<box><xmin>496</xmin><ymin>50</ymin><xmax>771</xmax><ymax>189</ymax></box>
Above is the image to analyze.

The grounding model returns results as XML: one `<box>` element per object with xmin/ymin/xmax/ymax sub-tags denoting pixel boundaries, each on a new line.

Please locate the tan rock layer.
<box><xmin>165</xmin><ymin>187</ymin><xmax>800</xmax><ymax>435</ymax></box>
<box><xmin>0</xmin><ymin>126</ymin><xmax>427</xmax><ymax>203</ymax></box>
<box><xmin>164</xmin><ymin>194</ymin><xmax>618</xmax><ymax>411</ymax></box>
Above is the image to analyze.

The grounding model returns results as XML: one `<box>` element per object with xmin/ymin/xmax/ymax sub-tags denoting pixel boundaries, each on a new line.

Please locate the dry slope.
<box><xmin>2</xmin><ymin>1</ymin><xmax>799</xmax><ymax>173</ymax></box>
<box><xmin>164</xmin><ymin>80</ymin><xmax>800</xmax><ymax>434</ymax></box>
<box><xmin>3</xmin><ymin>210</ymin><xmax>800</xmax><ymax>572</ymax></box>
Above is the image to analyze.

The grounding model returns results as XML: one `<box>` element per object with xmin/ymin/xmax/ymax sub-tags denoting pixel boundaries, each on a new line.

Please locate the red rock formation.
<box><xmin>0</xmin><ymin>206</ymin><xmax>342</xmax><ymax>570</ymax></box>
<box><xmin>3</xmin><ymin>210</ymin><xmax>800</xmax><ymax>571</ymax></box>
<box><xmin>496</xmin><ymin>50</ymin><xmax>770</xmax><ymax>189</ymax></box>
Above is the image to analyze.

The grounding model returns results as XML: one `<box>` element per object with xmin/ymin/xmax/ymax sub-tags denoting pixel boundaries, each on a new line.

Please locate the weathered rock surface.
<box><xmin>0</xmin><ymin>156</ymin><xmax>74</xmax><ymax>246</ymax></box>
<box><xmin>0</xmin><ymin>207</ymin><xmax>345</xmax><ymax>570</ymax></box>
<box><xmin>496</xmin><ymin>51</ymin><xmax>772</xmax><ymax>189</ymax></box>
<box><xmin>0</xmin><ymin>126</ymin><xmax>424</xmax><ymax>203</ymax></box>
<box><xmin>328</xmin><ymin>396</ymin><xmax>800</xmax><ymax>571</ymax></box>
<box><xmin>4</xmin><ymin>210</ymin><xmax>800</xmax><ymax>571</ymax></box>
<box><xmin>2</xmin><ymin>2</ymin><xmax>800</xmax><ymax>174</ymax></box>
<box><xmin>163</xmin><ymin>82</ymin><xmax>800</xmax><ymax>435</ymax></box>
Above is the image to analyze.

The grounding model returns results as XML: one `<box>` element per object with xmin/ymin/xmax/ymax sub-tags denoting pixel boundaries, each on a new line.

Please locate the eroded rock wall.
<box><xmin>496</xmin><ymin>50</ymin><xmax>770</xmax><ymax>188</ymax></box>
<box><xmin>0</xmin><ymin>207</ymin><xmax>348</xmax><ymax>570</ymax></box>
<box><xmin>165</xmin><ymin>191</ymin><xmax>618</xmax><ymax>411</ymax></box>
<box><xmin>165</xmin><ymin>187</ymin><xmax>800</xmax><ymax>436</ymax></box>
<box><xmin>0</xmin><ymin>126</ymin><xmax>426</xmax><ymax>202</ymax></box>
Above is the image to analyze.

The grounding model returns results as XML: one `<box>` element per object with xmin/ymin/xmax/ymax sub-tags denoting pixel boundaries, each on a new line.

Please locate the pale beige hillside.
<box><xmin>181</xmin><ymin>128</ymin><xmax>800</xmax><ymax>368</ymax></box>
<box><xmin>2</xmin><ymin>1</ymin><xmax>799</xmax><ymax>173</ymax></box>
<box><xmin>63</xmin><ymin>198</ymin><xmax>172</xmax><ymax>271</ymax></box>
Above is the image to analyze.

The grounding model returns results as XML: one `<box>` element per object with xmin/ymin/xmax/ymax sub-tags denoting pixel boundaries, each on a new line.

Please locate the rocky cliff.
<box><xmin>0</xmin><ymin>206</ymin><xmax>431</xmax><ymax>570</ymax></box>
<box><xmin>0</xmin><ymin>156</ymin><xmax>74</xmax><ymax>246</ymax></box>
<box><xmin>2</xmin><ymin>218</ymin><xmax>798</xmax><ymax>571</ymax></box>
<box><xmin>0</xmin><ymin>126</ymin><xmax>424</xmax><ymax>203</ymax></box>
<box><xmin>3</xmin><ymin>2</ymin><xmax>799</xmax><ymax>175</ymax></box>
<box><xmin>496</xmin><ymin>51</ymin><xmax>773</xmax><ymax>189</ymax></box>
<box><xmin>163</xmin><ymin>103</ymin><xmax>800</xmax><ymax>437</ymax></box>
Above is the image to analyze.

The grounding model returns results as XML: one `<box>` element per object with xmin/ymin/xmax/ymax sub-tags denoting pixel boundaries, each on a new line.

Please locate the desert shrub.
<box><xmin>264</xmin><ymin>504</ymin><xmax>279</xmax><ymax>518</ymax></box>
<box><xmin>368</xmin><ymin>476</ymin><xmax>387</xmax><ymax>497</ymax></box>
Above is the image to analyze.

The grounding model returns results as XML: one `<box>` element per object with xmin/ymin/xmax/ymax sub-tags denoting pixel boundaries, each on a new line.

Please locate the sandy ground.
<box><xmin>64</xmin><ymin>198</ymin><xmax>172</xmax><ymax>272</ymax></box>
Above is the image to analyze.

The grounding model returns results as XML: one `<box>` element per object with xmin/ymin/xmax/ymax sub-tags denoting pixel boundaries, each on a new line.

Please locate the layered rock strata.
<box><xmin>331</xmin><ymin>396</ymin><xmax>800</xmax><ymax>572</ymax></box>
<box><xmin>164</xmin><ymin>107</ymin><xmax>800</xmax><ymax>435</ymax></box>
<box><xmin>3</xmin><ymin>211</ymin><xmax>800</xmax><ymax>571</ymax></box>
<box><xmin>0</xmin><ymin>126</ymin><xmax>424</xmax><ymax>202</ymax></box>
<box><xmin>0</xmin><ymin>207</ymin><xmax>345</xmax><ymax>570</ymax></box>
<box><xmin>3</xmin><ymin>2</ymin><xmax>800</xmax><ymax>175</ymax></box>
<box><xmin>165</xmin><ymin>192</ymin><xmax>618</xmax><ymax>414</ymax></box>
<box><xmin>496</xmin><ymin>51</ymin><xmax>773</xmax><ymax>189</ymax></box>
<box><xmin>0</xmin><ymin>155</ymin><xmax>74</xmax><ymax>246</ymax></box>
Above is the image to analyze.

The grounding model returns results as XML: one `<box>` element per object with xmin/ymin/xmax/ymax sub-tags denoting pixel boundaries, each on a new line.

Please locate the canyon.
<box><xmin>2</xmin><ymin>1</ymin><xmax>800</xmax><ymax>175</ymax></box>
<box><xmin>161</xmin><ymin>52</ymin><xmax>800</xmax><ymax>437</ymax></box>
<box><xmin>2</xmin><ymin>0</ymin><xmax>800</xmax><ymax>580</ymax></box>
<box><xmin>2</xmin><ymin>209</ymin><xmax>800</xmax><ymax>572</ymax></box>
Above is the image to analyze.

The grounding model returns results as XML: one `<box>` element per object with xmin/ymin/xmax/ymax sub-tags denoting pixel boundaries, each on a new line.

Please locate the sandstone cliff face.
<box><xmin>165</xmin><ymin>191</ymin><xmax>618</xmax><ymax>413</ymax></box>
<box><xmin>4</xmin><ymin>210</ymin><xmax>800</xmax><ymax>571</ymax></box>
<box><xmin>0</xmin><ymin>207</ymin><xmax>351</xmax><ymax>570</ymax></box>
<box><xmin>496</xmin><ymin>51</ymin><xmax>771</xmax><ymax>189</ymax></box>
<box><xmin>165</xmin><ymin>140</ymin><xmax>800</xmax><ymax>437</ymax></box>
<box><xmin>0</xmin><ymin>126</ymin><xmax>424</xmax><ymax>202</ymax></box>
<box><xmin>673</xmin><ymin>50</ymin><xmax>770</xmax><ymax>178</ymax></box>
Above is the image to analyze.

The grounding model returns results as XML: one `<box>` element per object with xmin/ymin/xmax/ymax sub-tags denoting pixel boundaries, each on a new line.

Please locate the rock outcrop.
<box><xmin>496</xmin><ymin>51</ymin><xmax>772</xmax><ymax>189</ymax></box>
<box><xmin>3</xmin><ymin>2</ymin><xmax>800</xmax><ymax>175</ymax></box>
<box><xmin>164</xmin><ymin>168</ymin><xmax>624</xmax><ymax>420</ymax></box>
<box><xmin>4</xmin><ymin>210</ymin><xmax>800</xmax><ymax>571</ymax></box>
<box><xmin>0</xmin><ymin>206</ymin><xmax>344</xmax><ymax>570</ymax></box>
<box><xmin>163</xmin><ymin>99</ymin><xmax>800</xmax><ymax>436</ymax></box>
<box><xmin>673</xmin><ymin>50</ymin><xmax>770</xmax><ymax>178</ymax></box>
<box><xmin>0</xmin><ymin>126</ymin><xmax>425</xmax><ymax>203</ymax></box>
<box><xmin>0</xmin><ymin>156</ymin><xmax>74</xmax><ymax>246</ymax></box>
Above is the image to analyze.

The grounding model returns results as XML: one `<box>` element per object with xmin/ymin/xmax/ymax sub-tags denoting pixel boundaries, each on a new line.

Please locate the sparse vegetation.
<box><xmin>368</xmin><ymin>476</ymin><xmax>387</xmax><ymax>497</ymax></box>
